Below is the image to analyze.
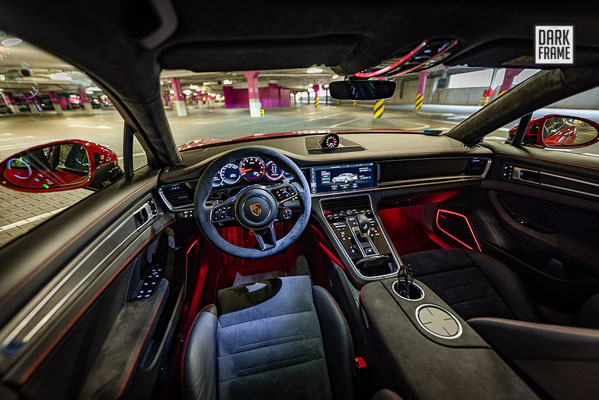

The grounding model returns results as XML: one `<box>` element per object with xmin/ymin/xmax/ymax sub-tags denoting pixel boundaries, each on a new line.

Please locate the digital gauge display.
<box><xmin>219</xmin><ymin>163</ymin><xmax>241</xmax><ymax>185</ymax></box>
<box><xmin>265</xmin><ymin>161</ymin><xmax>285</xmax><ymax>181</ymax></box>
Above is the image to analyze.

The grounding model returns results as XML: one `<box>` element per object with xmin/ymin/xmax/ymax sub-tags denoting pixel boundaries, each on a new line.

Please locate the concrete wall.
<box><xmin>385</xmin><ymin>74</ymin><xmax>599</xmax><ymax>110</ymax></box>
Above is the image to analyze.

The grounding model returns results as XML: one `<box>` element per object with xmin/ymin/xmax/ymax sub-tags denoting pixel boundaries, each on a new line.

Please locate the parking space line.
<box><xmin>330</xmin><ymin>118</ymin><xmax>361</xmax><ymax>128</ymax></box>
<box><xmin>0</xmin><ymin>207</ymin><xmax>67</xmax><ymax>232</ymax></box>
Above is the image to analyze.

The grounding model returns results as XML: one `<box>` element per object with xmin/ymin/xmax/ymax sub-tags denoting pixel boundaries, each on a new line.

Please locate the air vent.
<box><xmin>321</xmin><ymin>195</ymin><xmax>370</xmax><ymax>212</ymax></box>
<box><xmin>161</xmin><ymin>183</ymin><xmax>194</xmax><ymax>209</ymax></box>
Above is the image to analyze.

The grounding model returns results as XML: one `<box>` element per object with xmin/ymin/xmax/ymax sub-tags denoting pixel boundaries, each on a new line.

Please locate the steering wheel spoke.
<box><xmin>210</xmin><ymin>197</ymin><xmax>237</xmax><ymax>224</ymax></box>
<box><xmin>253</xmin><ymin>225</ymin><xmax>277</xmax><ymax>251</ymax></box>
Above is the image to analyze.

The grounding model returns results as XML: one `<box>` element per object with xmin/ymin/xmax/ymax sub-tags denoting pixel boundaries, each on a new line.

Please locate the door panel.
<box><xmin>0</xmin><ymin>168</ymin><xmax>184</xmax><ymax>399</ymax></box>
<box><xmin>446</xmin><ymin>146</ymin><xmax>599</xmax><ymax>319</ymax></box>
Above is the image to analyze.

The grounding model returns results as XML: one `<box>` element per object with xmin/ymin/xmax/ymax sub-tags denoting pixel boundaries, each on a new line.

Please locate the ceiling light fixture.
<box><xmin>307</xmin><ymin>67</ymin><xmax>323</xmax><ymax>74</ymax></box>
<box><xmin>1</xmin><ymin>38</ymin><xmax>22</xmax><ymax>47</ymax></box>
<box><xmin>49</xmin><ymin>72</ymin><xmax>71</xmax><ymax>81</ymax></box>
<box><xmin>332</xmin><ymin>74</ymin><xmax>339</xmax><ymax>79</ymax></box>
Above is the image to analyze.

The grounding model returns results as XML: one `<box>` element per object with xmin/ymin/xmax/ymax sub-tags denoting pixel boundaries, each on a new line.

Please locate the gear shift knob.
<box><xmin>355</xmin><ymin>213</ymin><xmax>370</xmax><ymax>237</ymax></box>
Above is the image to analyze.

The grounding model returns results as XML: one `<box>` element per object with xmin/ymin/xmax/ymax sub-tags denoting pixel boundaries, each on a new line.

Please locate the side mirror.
<box><xmin>329</xmin><ymin>80</ymin><xmax>396</xmax><ymax>100</ymax></box>
<box><xmin>538</xmin><ymin>115</ymin><xmax>599</xmax><ymax>148</ymax></box>
<box><xmin>0</xmin><ymin>140</ymin><xmax>124</xmax><ymax>192</ymax></box>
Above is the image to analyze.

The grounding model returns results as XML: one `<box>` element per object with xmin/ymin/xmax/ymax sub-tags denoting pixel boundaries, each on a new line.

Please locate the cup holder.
<box><xmin>392</xmin><ymin>280</ymin><xmax>425</xmax><ymax>301</ymax></box>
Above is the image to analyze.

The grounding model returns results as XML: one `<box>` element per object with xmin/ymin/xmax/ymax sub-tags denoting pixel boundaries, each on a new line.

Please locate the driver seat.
<box><xmin>182</xmin><ymin>276</ymin><xmax>354</xmax><ymax>400</ymax></box>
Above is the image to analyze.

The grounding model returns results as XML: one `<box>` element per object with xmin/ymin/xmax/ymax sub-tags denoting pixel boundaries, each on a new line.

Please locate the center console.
<box><xmin>317</xmin><ymin>194</ymin><xmax>399</xmax><ymax>280</ymax></box>
<box><xmin>360</xmin><ymin>276</ymin><xmax>538</xmax><ymax>399</ymax></box>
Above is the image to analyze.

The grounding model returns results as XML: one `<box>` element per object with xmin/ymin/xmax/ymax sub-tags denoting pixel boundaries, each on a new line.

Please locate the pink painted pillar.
<box><xmin>171</xmin><ymin>77</ymin><xmax>187</xmax><ymax>117</ymax></box>
<box><xmin>48</xmin><ymin>91</ymin><xmax>63</xmax><ymax>115</ymax></box>
<box><xmin>497</xmin><ymin>68</ymin><xmax>523</xmax><ymax>97</ymax></box>
<box><xmin>313</xmin><ymin>85</ymin><xmax>321</xmax><ymax>108</ymax></box>
<box><xmin>78</xmin><ymin>89</ymin><xmax>93</xmax><ymax>115</ymax></box>
<box><xmin>243</xmin><ymin>71</ymin><xmax>261</xmax><ymax>117</ymax></box>
<box><xmin>1</xmin><ymin>92</ymin><xmax>18</xmax><ymax>113</ymax></box>
<box><xmin>415</xmin><ymin>71</ymin><xmax>430</xmax><ymax>110</ymax></box>
<box><xmin>163</xmin><ymin>92</ymin><xmax>171</xmax><ymax>107</ymax></box>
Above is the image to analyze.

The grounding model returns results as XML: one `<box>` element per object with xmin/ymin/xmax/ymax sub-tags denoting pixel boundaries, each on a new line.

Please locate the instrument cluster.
<box><xmin>212</xmin><ymin>156</ymin><xmax>293</xmax><ymax>188</ymax></box>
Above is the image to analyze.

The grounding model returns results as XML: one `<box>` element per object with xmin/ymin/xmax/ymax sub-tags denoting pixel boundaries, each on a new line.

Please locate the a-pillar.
<box><xmin>415</xmin><ymin>71</ymin><xmax>430</xmax><ymax>110</ymax></box>
<box><xmin>497</xmin><ymin>68</ymin><xmax>523</xmax><ymax>97</ymax></box>
<box><xmin>48</xmin><ymin>91</ymin><xmax>63</xmax><ymax>115</ymax></box>
<box><xmin>171</xmin><ymin>78</ymin><xmax>187</xmax><ymax>117</ymax></box>
<box><xmin>243</xmin><ymin>71</ymin><xmax>261</xmax><ymax>117</ymax></box>
<box><xmin>78</xmin><ymin>89</ymin><xmax>93</xmax><ymax>115</ymax></box>
<box><xmin>313</xmin><ymin>85</ymin><xmax>320</xmax><ymax>108</ymax></box>
<box><xmin>1</xmin><ymin>92</ymin><xmax>18</xmax><ymax>114</ymax></box>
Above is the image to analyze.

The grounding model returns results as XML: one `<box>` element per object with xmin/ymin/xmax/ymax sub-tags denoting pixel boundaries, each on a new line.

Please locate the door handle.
<box><xmin>512</xmin><ymin>167</ymin><xmax>541</xmax><ymax>184</ymax></box>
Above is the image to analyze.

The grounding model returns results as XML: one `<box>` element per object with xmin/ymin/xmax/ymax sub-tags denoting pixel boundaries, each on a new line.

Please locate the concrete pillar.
<box><xmin>313</xmin><ymin>85</ymin><xmax>320</xmax><ymax>108</ymax></box>
<box><xmin>78</xmin><ymin>89</ymin><xmax>93</xmax><ymax>115</ymax></box>
<box><xmin>196</xmin><ymin>91</ymin><xmax>204</xmax><ymax>110</ymax></box>
<box><xmin>1</xmin><ymin>92</ymin><xmax>18</xmax><ymax>114</ymax></box>
<box><xmin>373</xmin><ymin>99</ymin><xmax>385</xmax><ymax>119</ymax></box>
<box><xmin>306</xmin><ymin>91</ymin><xmax>310</xmax><ymax>104</ymax></box>
<box><xmin>415</xmin><ymin>71</ymin><xmax>430</xmax><ymax>110</ymax></box>
<box><xmin>163</xmin><ymin>92</ymin><xmax>170</xmax><ymax>107</ymax></box>
<box><xmin>497</xmin><ymin>68</ymin><xmax>523</xmax><ymax>97</ymax></box>
<box><xmin>292</xmin><ymin>92</ymin><xmax>297</xmax><ymax>105</ymax></box>
<box><xmin>26</xmin><ymin>97</ymin><xmax>38</xmax><ymax>114</ymax></box>
<box><xmin>171</xmin><ymin>78</ymin><xmax>187</xmax><ymax>117</ymax></box>
<box><xmin>48</xmin><ymin>91</ymin><xmax>63</xmax><ymax>115</ymax></box>
<box><xmin>243</xmin><ymin>71</ymin><xmax>262</xmax><ymax>117</ymax></box>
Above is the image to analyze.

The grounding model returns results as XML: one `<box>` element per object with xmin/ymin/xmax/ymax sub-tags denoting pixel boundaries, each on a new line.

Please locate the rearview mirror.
<box><xmin>0</xmin><ymin>140</ymin><xmax>124</xmax><ymax>192</ymax></box>
<box><xmin>329</xmin><ymin>80</ymin><xmax>396</xmax><ymax>100</ymax></box>
<box><xmin>540</xmin><ymin>116</ymin><xmax>599</xmax><ymax>147</ymax></box>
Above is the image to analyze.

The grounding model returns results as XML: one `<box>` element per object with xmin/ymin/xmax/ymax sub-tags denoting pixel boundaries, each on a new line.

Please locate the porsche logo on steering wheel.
<box><xmin>250</xmin><ymin>202</ymin><xmax>262</xmax><ymax>216</ymax></box>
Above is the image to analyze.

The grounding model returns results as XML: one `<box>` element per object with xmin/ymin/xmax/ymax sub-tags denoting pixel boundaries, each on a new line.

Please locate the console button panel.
<box><xmin>324</xmin><ymin>205</ymin><xmax>390</xmax><ymax>261</ymax></box>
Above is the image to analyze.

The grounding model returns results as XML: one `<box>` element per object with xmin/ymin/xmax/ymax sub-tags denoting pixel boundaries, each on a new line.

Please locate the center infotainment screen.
<box><xmin>310</xmin><ymin>163</ymin><xmax>375</xmax><ymax>194</ymax></box>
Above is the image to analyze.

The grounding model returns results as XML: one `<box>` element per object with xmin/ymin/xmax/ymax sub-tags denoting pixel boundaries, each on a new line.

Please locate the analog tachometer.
<box><xmin>239</xmin><ymin>157</ymin><xmax>265</xmax><ymax>181</ymax></box>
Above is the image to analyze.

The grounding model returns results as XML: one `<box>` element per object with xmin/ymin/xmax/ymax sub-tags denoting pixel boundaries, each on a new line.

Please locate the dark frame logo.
<box><xmin>535</xmin><ymin>25</ymin><xmax>575</xmax><ymax>65</ymax></box>
<box><xmin>250</xmin><ymin>202</ymin><xmax>262</xmax><ymax>216</ymax></box>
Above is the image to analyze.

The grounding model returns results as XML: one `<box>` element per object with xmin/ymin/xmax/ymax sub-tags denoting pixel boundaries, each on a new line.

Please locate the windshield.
<box><xmin>161</xmin><ymin>67</ymin><xmax>540</xmax><ymax>147</ymax></box>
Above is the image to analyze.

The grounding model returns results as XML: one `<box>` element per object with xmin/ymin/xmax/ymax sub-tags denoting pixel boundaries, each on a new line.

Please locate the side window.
<box><xmin>0</xmin><ymin>33</ymin><xmax>128</xmax><ymax>247</ymax></box>
<box><xmin>133</xmin><ymin>135</ymin><xmax>148</xmax><ymax>171</ymax></box>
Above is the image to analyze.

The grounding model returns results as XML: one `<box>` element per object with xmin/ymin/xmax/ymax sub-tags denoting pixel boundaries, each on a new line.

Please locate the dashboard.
<box><xmin>158</xmin><ymin>133</ymin><xmax>495</xmax><ymax>213</ymax></box>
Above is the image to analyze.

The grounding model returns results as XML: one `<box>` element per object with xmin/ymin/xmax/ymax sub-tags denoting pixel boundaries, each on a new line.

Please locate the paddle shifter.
<box><xmin>397</xmin><ymin>264</ymin><xmax>414</xmax><ymax>298</ymax></box>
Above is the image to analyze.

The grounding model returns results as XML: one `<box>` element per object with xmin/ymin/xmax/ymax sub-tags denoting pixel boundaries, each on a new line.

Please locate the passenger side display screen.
<box><xmin>310</xmin><ymin>163</ymin><xmax>375</xmax><ymax>194</ymax></box>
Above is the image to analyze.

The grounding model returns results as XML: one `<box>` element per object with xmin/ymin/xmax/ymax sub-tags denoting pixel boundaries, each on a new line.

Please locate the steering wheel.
<box><xmin>194</xmin><ymin>147</ymin><xmax>311</xmax><ymax>258</ymax></box>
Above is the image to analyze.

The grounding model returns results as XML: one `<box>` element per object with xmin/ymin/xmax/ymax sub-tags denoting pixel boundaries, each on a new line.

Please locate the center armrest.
<box><xmin>360</xmin><ymin>278</ymin><xmax>538</xmax><ymax>400</ymax></box>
